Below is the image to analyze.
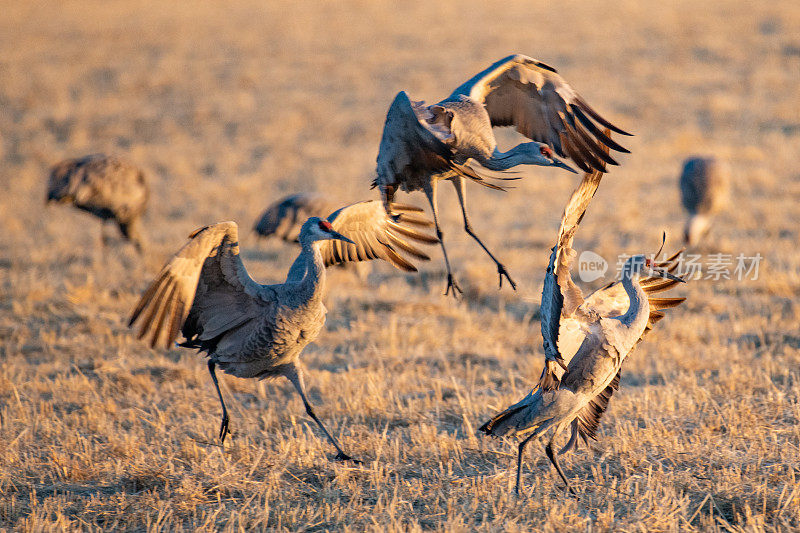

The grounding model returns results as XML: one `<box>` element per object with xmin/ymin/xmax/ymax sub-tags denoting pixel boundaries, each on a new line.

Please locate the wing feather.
<box><xmin>539</xmin><ymin>136</ymin><xmax>611</xmax><ymax>388</ymax></box>
<box><xmin>129</xmin><ymin>221</ymin><xmax>273</xmax><ymax>350</ymax></box>
<box><xmin>449</xmin><ymin>54</ymin><xmax>630</xmax><ymax>173</ymax></box>
<box><xmin>318</xmin><ymin>201</ymin><xmax>437</xmax><ymax>272</ymax></box>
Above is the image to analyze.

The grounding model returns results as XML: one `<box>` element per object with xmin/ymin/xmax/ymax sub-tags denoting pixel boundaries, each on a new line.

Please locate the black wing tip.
<box><xmin>188</xmin><ymin>225</ymin><xmax>210</xmax><ymax>239</ymax></box>
<box><xmin>574</xmin><ymin>97</ymin><xmax>634</xmax><ymax>137</ymax></box>
<box><xmin>534</xmin><ymin>60</ymin><xmax>558</xmax><ymax>74</ymax></box>
<box><xmin>478</xmin><ymin>417</ymin><xmax>500</xmax><ymax>435</ymax></box>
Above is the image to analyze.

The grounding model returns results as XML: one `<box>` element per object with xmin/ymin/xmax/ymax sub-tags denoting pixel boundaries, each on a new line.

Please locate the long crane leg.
<box><xmin>208</xmin><ymin>361</ymin><xmax>230</xmax><ymax>443</ymax></box>
<box><xmin>285</xmin><ymin>364</ymin><xmax>360</xmax><ymax>463</ymax></box>
<box><xmin>451</xmin><ymin>177</ymin><xmax>517</xmax><ymax>290</ymax></box>
<box><xmin>423</xmin><ymin>179</ymin><xmax>462</xmax><ymax>298</ymax></box>
<box><xmin>545</xmin><ymin>441</ymin><xmax>577</xmax><ymax>495</ymax></box>
<box><xmin>515</xmin><ymin>433</ymin><xmax>537</xmax><ymax>495</ymax></box>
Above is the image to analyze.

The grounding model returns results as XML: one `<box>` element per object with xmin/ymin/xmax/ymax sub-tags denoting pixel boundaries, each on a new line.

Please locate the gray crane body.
<box><xmin>184</xmin><ymin>234</ymin><xmax>328</xmax><ymax>381</ymax></box>
<box><xmin>479</xmin><ymin>150</ymin><xmax>686</xmax><ymax>495</ymax></box>
<box><xmin>483</xmin><ymin>261</ymin><xmax>652</xmax><ymax>441</ymax></box>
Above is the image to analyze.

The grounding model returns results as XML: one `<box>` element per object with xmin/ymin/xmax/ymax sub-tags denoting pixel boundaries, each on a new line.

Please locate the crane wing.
<box><xmin>319</xmin><ymin>200</ymin><xmax>438</xmax><ymax>272</ymax></box>
<box><xmin>373</xmin><ymin>91</ymin><xmax>499</xmax><ymax>204</ymax></box>
<box><xmin>129</xmin><ymin>221</ymin><xmax>275</xmax><ymax>350</ymax></box>
<box><xmin>449</xmin><ymin>54</ymin><xmax>630</xmax><ymax>173</ymax></box>
<box><xmin>254</xmin><ymin>193</ymin><xmax>334</xmax><ymax>242</ymax></box>
<box><xmin>539</xmin><ymin>135</ymin><xmax>610</xmax><ymax>390</ymax></box>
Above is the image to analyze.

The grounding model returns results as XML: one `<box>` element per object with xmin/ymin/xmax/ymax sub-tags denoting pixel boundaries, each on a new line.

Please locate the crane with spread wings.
<box><xmin>374</xmin><ymin>54</ymin><xmax>631</xmax><ymax>296</ymax></box>
<box><xmin>129</xmin><ymin>201</ymin><xmax>437</xmax><ymax>462</ymax></box>
<box><xmin>480</xmin><ymin>139</ymin><xmax>686</xmax><ymax>495</ymax></box>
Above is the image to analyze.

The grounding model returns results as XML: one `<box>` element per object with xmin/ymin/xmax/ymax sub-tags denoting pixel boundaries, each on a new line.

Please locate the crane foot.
<box><xmin>444</xmin><ymin>274</ymin><xmax>463</xmax><ymax>298</ymax></box>
<box><xmin>332</xmin><ymin>452</ymin><xmax>362</xmax><ymax>464</ymax></box>
<box><xmin>497</xmin><ymin>265</ymin><xmax>517</xmax><ymax>291</ymax></box>
<box><xmin>218</xmin><ymin>412</ymin><xmax>230</xmax><ymax>443</ymax></box>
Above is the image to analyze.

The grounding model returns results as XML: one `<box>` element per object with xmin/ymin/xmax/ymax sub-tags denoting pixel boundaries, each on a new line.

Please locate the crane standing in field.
<box><xmin>479</xmin><ymin>147</ymin><xmax>686</xmax><ymax>495</ymax></box>
<box><xmin>374</xmin><ymin>54</ymin><xmax>631</xmax><ymax>296</ymax></box>
<box><xmin>46</xmin><ymin>154</ymin><xmax>149</xmax><ymax>253</ymax></box>
<box><xmin>129</xmin><ymin>201</ymin><xmax>436</xmax><ymax>461</ymax></box>
<box><xmin>680</xmin><ymin>156</ymin><xmax>730</xmax><ymax>246</ymax></box>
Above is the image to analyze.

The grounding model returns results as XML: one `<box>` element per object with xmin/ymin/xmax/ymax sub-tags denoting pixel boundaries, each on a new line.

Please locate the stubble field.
<box><xmin>1</xmin><ymin>0</ymin><xmax>799</xmax><ymax>530</ymax></box>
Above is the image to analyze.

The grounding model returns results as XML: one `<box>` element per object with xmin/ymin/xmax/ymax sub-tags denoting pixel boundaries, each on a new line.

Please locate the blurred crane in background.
<box><xmin>680</xmin><ymin>156</ymin><xmax>730</xmax><ymax>246</ymax></box>
<box><xmin>46</xmin><ymin>154</ymin><xmax>149</xmax><ymax>253</ymax></box>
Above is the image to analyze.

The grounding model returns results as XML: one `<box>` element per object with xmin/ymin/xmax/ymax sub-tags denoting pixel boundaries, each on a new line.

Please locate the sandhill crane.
<box><xmin>254</xmin><ymin>193</ymin><xmax>372</xmax><ymax>280</ymax></box>
<box><xmin>129</xmin><ymin>201</ymin><xmax>436</xmax><ymax>461</ymax></box>
<box><xmin>479</xmin><ymin>157</ymin><xmax>686</xmax><ymax>495</ymax></box>
<box><xmin>680</xmin><ymin>156</ymin><xmax>730</xmax><ymax>246</ymax></box>
<box><xmin>374</xmin><ymin>54</ymin><xmax>631</xmax><ymax>296</ymax></box>
<box><xmin>46</xmin><ymin>154</ymin><xmax>149</xmax><ymax>252</ymax></box>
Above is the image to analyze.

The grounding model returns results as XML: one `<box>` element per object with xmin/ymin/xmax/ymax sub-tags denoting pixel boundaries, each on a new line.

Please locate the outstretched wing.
<box><xmin>254</xmin><ymin>193</ymin><xmax>334</xmax><ymax>242</ymax></box>
<box><xmin>373</xmin><ymin>91</ymin><xmax>499</xmax><ymax>203</ymax></box>
<box><xmin>450</xmin><ymin>54</ymin><xmax>630</xmax><ymax>173</ymax></box>
<box><xmin>539</xmin><ymin>135</ymin><xmax>610</xmax><ymax>390</ymax></box>
<box><xmin>129</xmin><ymin>221</ymin><xmax>274</xmax><ymax>350</ymax></box>
<box><xmin>320</xmin><ymin>200</ymin><xmax>438</xmax><ymax>272</ymax></box>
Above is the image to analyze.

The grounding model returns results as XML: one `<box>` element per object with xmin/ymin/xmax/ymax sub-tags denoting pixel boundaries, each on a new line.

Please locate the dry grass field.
<box><xmin>1</xmin><ymin>0</ymin><xmax>799</xmax><ymax>530</ymax></box>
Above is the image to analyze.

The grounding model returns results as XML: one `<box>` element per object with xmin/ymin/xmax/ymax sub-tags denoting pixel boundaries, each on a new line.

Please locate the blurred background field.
<box><xmin>1</xmin><ymin>0</ymin><xmax>799</xmax><ymax>529</ymax></box>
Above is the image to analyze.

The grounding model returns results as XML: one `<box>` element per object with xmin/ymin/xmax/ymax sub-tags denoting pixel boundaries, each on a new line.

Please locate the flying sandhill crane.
<box><xmin>46</xmin><ymin>154</ymin><xmax>149</xmax><ymax>253</ymax></box>
<box><xmin>129</xmin><ymin>201</ymin><xmax>436</xmax><ymax>461</ymax></box>
<box><xmin>254</xmin><ymin>193</ymin><xmax>372</xmax><ymax>280</ymax></box>
<box><xmin>680</xmin><ymin>156</ymin><xmax>730</xmax><ymax>246</ymax></box>
<box><xmin>479</xmin><ymin>156</ymin><xmax>686</xmax><ymax>495</ymax></box>
<box><xmin>374</xmin><ymin>54</ymin><xmax>631</xmax><ymax>296</ymax></box>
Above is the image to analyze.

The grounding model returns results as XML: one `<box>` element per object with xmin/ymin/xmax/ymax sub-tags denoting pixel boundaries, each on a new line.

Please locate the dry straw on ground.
<box><xmin>1</xmin><ymin>0</ymin><xmax>799</xmax><ymax>530</ymax></box>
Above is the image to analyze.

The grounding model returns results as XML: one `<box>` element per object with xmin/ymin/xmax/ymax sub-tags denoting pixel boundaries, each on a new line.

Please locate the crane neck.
<box><xmin>615</xmin><ymin>271</ymin><xmax>648</xmax><ymax>327</ymax></box>
<box><xmin>291</xmin><ymin>240</ymin><xmax>327</xmax><ymax>305</ymax></box>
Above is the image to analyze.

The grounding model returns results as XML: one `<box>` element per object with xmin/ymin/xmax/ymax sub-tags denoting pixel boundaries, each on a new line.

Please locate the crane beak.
<box><xmin>330</xmin><ymin>230</ymin><xmax>355</xmax><ymax>245</ymax></box>
<box><xmin>551</xmin><ymin>157</ymin><xmax>578</xmax><ymax>174</ymax></box>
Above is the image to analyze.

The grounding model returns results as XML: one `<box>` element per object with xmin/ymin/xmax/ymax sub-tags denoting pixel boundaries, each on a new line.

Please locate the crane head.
<box><xmin>300</xmin><ymin>217</ymin><xmax>356</xmax><ymax>245</ymax></box>
<box><xmin>526</xmin><ymin>142</ymin><xmax>577</xmax><ymax>173</ymax></box>
<box><xmin>622</xmin><ymin>255</ymin><xmax>684</xmax><ymax>282</ymax></box>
